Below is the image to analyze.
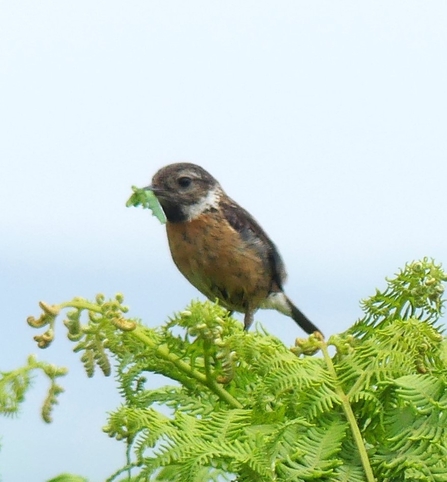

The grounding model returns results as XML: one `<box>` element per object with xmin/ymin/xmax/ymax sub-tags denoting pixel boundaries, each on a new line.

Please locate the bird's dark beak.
<box><xmin>144</xmin><ymin>185</ymin><xmax>165</xmax><ymax>198</ymax></box>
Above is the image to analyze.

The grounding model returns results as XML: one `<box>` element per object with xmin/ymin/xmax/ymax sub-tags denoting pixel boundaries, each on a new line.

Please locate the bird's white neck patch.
<box><xmin>186</xmin><ymin>187</ymin><xmax>221</xmax><ymax>220</ymax></box>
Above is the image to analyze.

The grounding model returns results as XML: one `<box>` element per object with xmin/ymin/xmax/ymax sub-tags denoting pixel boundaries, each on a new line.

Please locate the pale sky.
<box><xmin>1</xmin><ymin>2</ymin><xmax>447</xmax><ymax>480</ymax></box>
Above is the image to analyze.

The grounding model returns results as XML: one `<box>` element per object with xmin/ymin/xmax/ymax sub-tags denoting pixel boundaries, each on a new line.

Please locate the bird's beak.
<box><xmin>144</xmin><ymin>185</ymin><xmax>165</xmax><ymax>197</ymax></box>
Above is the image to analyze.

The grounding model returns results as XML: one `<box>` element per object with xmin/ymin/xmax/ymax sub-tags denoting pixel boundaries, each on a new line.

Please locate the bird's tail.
<box><xmin>287</xmin><ymin>296</ymin><xmax>323</xmax><ymax>336</ymax></box>
<box><xmin>263</xmin><ymin>291</ymin><xmax>323</xmax><ymax>336</ymax></box>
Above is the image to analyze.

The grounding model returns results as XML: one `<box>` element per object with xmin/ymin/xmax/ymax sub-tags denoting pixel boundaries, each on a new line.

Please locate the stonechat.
<box><xmin>147</xmin><ymin>162</ymin><xmax>321</xmax><ymax>335</ymax></box>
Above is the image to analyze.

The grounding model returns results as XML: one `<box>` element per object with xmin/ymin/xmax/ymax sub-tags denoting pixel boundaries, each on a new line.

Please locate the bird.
<box><xmin>146</xmin><ymin>162</ymin><xmax>321</xmax><ymax>336</ymax></box>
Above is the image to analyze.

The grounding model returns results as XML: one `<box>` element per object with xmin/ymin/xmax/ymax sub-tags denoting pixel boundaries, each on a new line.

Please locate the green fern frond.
<box><xmin>284</xmin><ymin>418</ymin><xmax>346</xmax><ymax>468</ymax></box>
<box><xmin>372</xmin><ymin>373</ymin><xmax>447</xmax><ymax>481</ymax></box>
<box><xmin>394</xmin><ymin>374</ymin><xmax>447</xmax><ymax>413</ymax></box>
<box><xmin>335</xmin><ymin>437</ymin><xmax>367</xmax><ymax>482</ymax></box>
<box><xmin>0</xmin><ymin>365</ymin><xmax>32</xmax><ymax>417</ymax></box>
<box><xmin>350</xmin><ymin>258</ymin><xmax>445</xmax><ymax>338</ymax></box>
<box><xmin>24</xmin><ymin>258</ymin><xmax>447</xmax><ymax>481</ymax></box>
<box><xmin>153</xmin><ymin>464</ymin><xmax>231</xmax><ymax>482</ymax></box>
<box><xmin>300</xmin><ymin>381</ymin><xmax>341</xmax><ymax>419</ymax></box>
<box><xmin>0</xmin><ymin>356</ymin><xmax>67</xmax><ymax>422</ymax></box>
<box><xmin>335</xmin><ymin>464</ymin><xmax>368</xmax><ymax>482</ymax></box>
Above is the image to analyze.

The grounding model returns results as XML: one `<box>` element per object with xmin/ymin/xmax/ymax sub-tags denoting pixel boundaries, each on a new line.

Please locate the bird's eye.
<box><xmin>177</xmin><ymin>176</ymin><xmax>192</xmax><ymax>188</ymax></box>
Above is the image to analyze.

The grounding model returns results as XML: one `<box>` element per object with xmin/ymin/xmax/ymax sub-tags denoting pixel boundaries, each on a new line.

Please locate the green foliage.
<box><xmin>0</xmin><ymin>355</ymin><xmax>67</xmax><ymax>423</ymax></box>
<box><xmin>46</xmin><ymin>474</ymin><xmax>89</xmax><ymax>482</ymax></box>
<box><xmin>126</xmin><ymin>186</ymin><xmax>166</xmax><ymax>224</ymax></box>
<box><xmin>6</xmin><ymin>258</ymin><xmax>447</xmax><ymax>481</ymax></box>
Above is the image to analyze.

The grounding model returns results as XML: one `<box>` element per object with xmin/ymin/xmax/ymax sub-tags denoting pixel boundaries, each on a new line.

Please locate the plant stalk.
<box><xmin>320</xmin><ymin>341</ymin><xmax>376</xmax><ymax>482</ymax></box>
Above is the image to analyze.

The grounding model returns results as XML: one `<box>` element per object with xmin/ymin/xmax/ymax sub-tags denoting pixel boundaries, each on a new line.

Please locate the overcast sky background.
<box><xmin>1</xmin><ymin>2</ymin><xmax>447</xmax><ymax>481</ymax></box>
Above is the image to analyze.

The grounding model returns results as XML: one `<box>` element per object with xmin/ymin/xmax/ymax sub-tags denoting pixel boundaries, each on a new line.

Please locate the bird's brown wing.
<box><xmin>220</xmin><ymin>198</ymin><xmax>287</xmax><ymax>292</ymax></box>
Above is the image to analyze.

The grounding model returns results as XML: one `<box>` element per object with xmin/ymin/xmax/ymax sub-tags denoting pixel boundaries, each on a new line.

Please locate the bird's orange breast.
<box><xmin>166</xmin><ymin>212</ymin><xmax>271</xmax><ymax>312</ymax></box>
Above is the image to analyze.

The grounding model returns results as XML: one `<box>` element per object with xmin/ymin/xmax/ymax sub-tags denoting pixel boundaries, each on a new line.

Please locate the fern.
<box><xmin>0</xmin><ymin>355</ymin><xmax>67</xmax><ymax>423</ymax></box>
<box><xmin>13</xmin><ymin>258</ymin><xmax>447</xmax><ymax>480</ymax></box>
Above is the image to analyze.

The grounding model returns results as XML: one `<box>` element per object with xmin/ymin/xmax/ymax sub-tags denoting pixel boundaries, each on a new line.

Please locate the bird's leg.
<box><xmin>243</xmin><ymin>310</ymin><xmax>254</xmax><ymax>331</ymax></box>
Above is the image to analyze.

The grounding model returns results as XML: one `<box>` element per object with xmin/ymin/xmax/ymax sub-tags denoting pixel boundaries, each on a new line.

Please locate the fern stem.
<box><xmin>57</xmin><ymin>299</ymin><xmax>243</xmax><ymax>409</ymax></box>
<box><xmin>320</xmin><ymin>341</ymin><xmax>376</xmax><ymax>482</ymax></box>
<box><xmin>133</xmin><ymin>327</ymin><xmax>243</xmax><ymax>409</ymax></box>
<box><xmin>59</xmin><ymin>300</ymin><xmax>103</xmax><ymax>312</ymax></box>
<box><xmin>105</xmin><ymin>461</ymin><xmax>139</xmax><ymax>482</ymax></box>
<box><xmin>347</xmin><ymin>372</ymin><xmax>367</xmax><ymax>399</ymax></box>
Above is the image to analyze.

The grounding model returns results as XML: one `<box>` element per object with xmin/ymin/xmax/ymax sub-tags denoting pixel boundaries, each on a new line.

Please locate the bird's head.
<box><xmin>147</xmin><ymin>163</ymin><xmax>222</xmax><ymax>222</ymax></box>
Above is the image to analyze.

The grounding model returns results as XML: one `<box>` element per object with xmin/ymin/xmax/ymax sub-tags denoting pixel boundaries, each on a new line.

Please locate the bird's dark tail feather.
<box><xmin>288</xmin><ymin>298</ymin><xmax>323</xmax><ymax>336</ymax></box>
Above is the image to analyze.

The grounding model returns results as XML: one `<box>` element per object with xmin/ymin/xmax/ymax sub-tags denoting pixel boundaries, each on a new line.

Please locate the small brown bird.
<box><xmin>147</xmin><ymin>162</ymin><xmax>321</xmax><ymax>335</ymax></box>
